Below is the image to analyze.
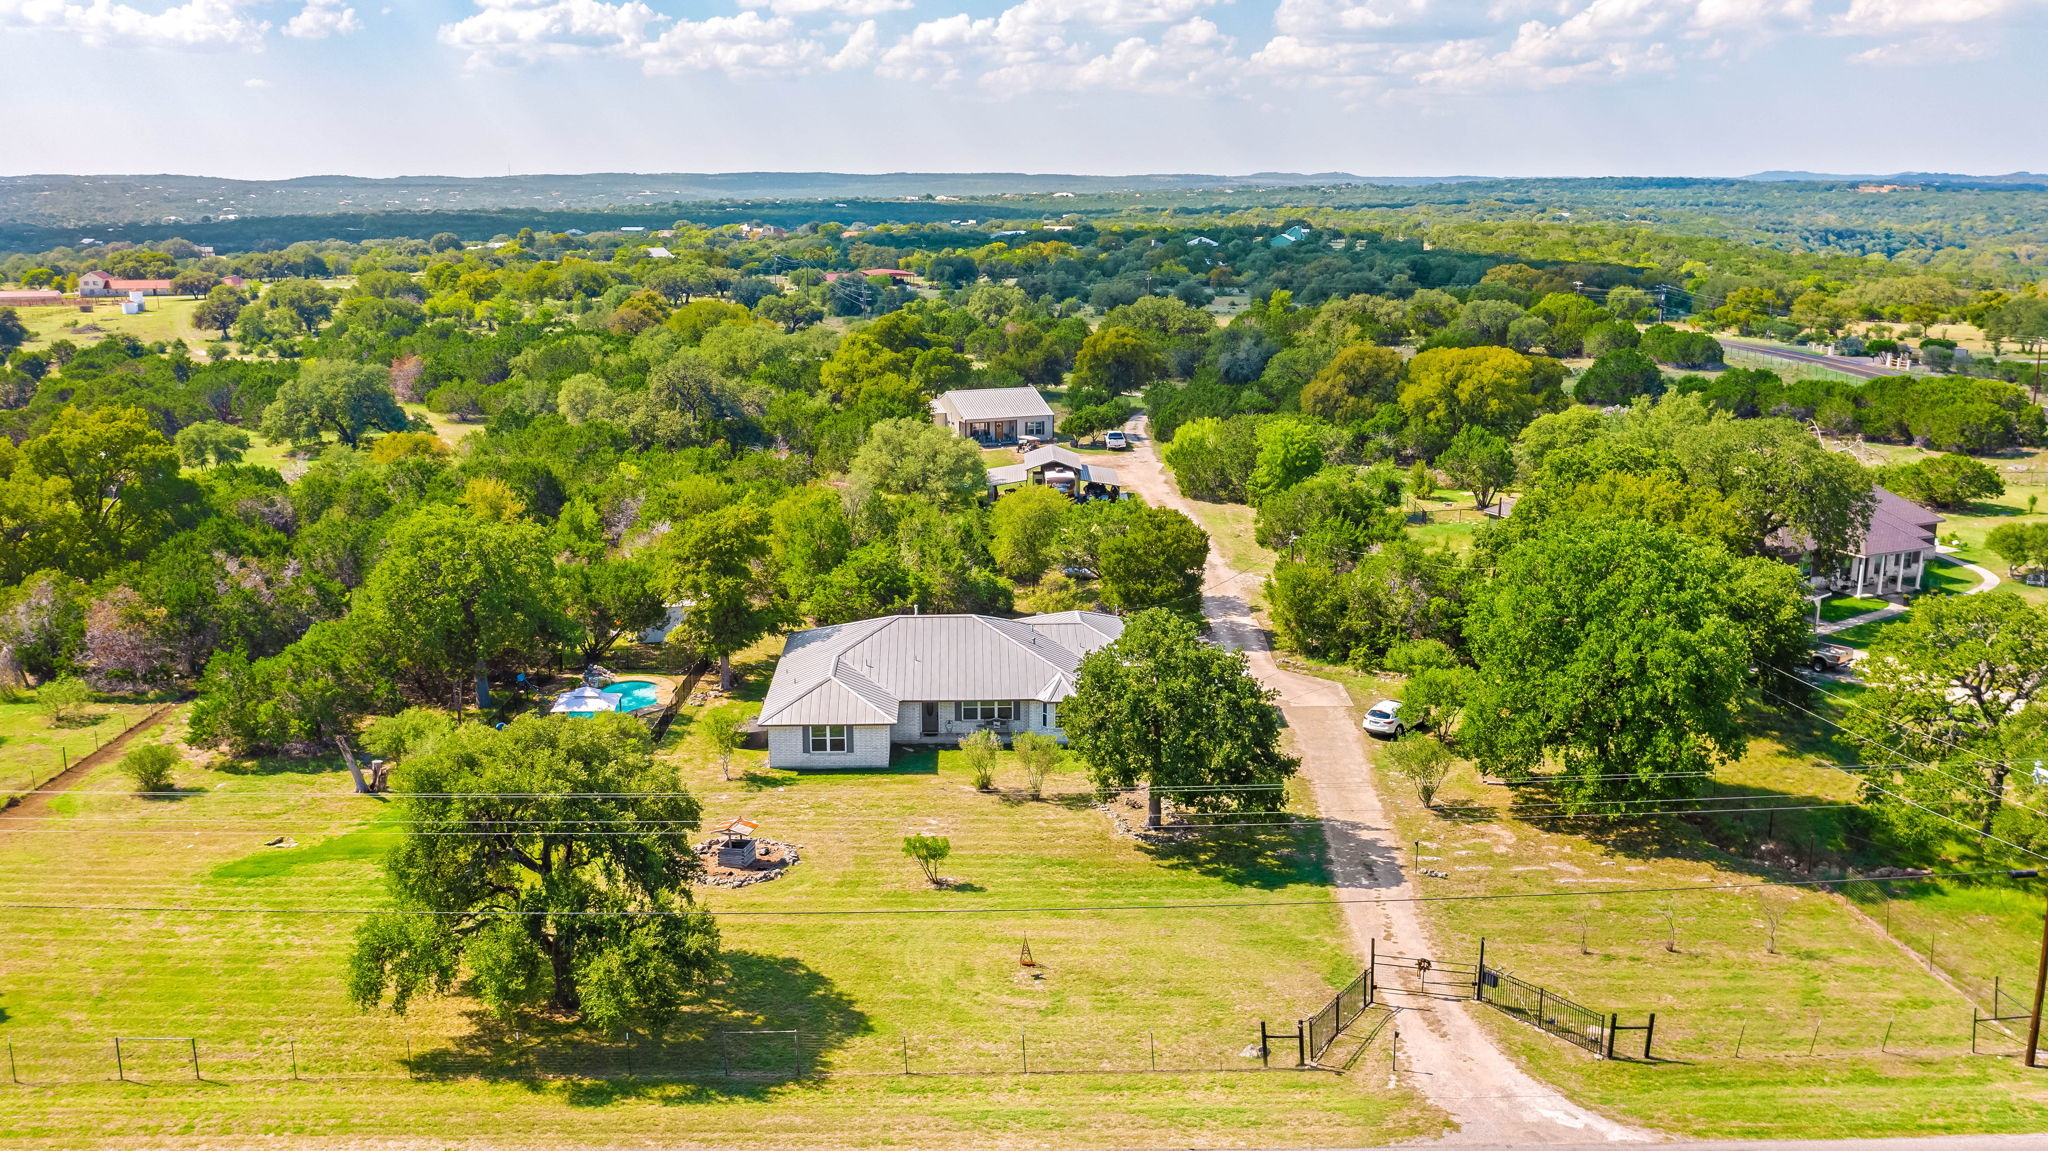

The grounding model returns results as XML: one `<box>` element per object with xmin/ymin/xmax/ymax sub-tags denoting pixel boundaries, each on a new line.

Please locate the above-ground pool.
<box><xmin>606</xmin><ymin>680</ymin><xmax>665</xmax><ymax>712</ymax></box>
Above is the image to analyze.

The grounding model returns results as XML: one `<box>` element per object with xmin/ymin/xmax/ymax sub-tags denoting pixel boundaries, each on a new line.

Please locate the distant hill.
<box><xmin>0</xmin><ymin>171</ymin><xmax>1491</xmax><ymax>227</ymax></box>
<box><xmin>1742</xmin><ymin>170</ymin><xmax>2048</xmax><ymax>188</ymax></box>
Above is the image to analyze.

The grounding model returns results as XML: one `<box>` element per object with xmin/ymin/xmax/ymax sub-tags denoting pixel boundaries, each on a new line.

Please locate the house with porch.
<box><xmin>932</xmin><ymin>386</ymin><xmax>1055</xmax><ymax>446</ymax></box>
<box><xmin>985</xmin><ymin>445</ymin><xmax>1123</xmax><ymax>501</ymax></box>
<box><xmin>755</xmin><ymin>611</ymin><xmax>1124</xmax><ymax>769</ymax></box>
<box><xmin>1798</xmin><ymin>485</ymin><xmax>1943</xmax><ymax>597</ymax></box>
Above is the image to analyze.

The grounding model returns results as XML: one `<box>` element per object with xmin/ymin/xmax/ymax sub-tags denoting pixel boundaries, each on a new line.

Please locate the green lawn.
<box><xmin>1336</xmin><ymin>667</ymin><xmax>2048</xmax><ymax>1138</ymax></box>
<box><xmin>0</xmin><ymin>672</ymin><xmax>1439</xmax><ymax>1148</ymax></box>
<box><xmin>0</xmin><ymin>689</ymin><xmax>164</xmax><ymax>797</ymax></box>
<box><xmin>14</xmin><ymin>297</ymin><xmax>211</xmax><ymax>350</ymax></box>
<box><xmin>1818</xmin><ymin>595</ymin><xmax>1889</xmax><ymax>623</ymax></box>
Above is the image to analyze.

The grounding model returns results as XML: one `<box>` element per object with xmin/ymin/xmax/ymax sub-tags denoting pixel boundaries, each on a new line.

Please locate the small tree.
<box><xmin>1382</xmin><ymin>733</ymin><xmax>1454</xmax><ymax>808</ymax></box>
<box><xmin>1755</xmin><ymin>889</ymin><xmax>1787</xmax><ymax>955</ymax></box>
<box><xmin>698</xmin><ymin>706</ymin><xmax>747</xmax><ymax>782</ymax></box>
<box><xmin>903</xmin><ymin>834</ymin><xmax>952</xmax><ymax>886</ymax></box>
<box><xmin>38</xmin><ymin>675</ymin><xmax>91</xmax><ymax>726</ymax></box>
<box><xmin>959</xmin><ymin>728</ymin><xmax>1001</xmax><ymax>791</ymax></box>
<box><xmin>121</xmin><ymin>742</ymin><xmax>178</xmax><ymax>793</ymax></box>
<box><xmin>1658</xmin><ymin>900</ymin><xmax>1680</xmax><ymax>953</ymax></box>
<box><xmin>1012</xmin><ymin>731</ymin><xmax>1060</xmax><ymax>800</ymax></box>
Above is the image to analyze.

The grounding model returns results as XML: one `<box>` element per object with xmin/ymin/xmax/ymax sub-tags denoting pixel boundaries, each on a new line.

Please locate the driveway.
<box><xmin>1118</xmin><ymin>419</ymin><xmax>1648</xmax><ymax>1145</ymax></box>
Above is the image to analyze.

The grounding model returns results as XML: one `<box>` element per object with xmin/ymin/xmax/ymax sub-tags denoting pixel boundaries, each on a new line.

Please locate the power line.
<box><xmin>0</xmin><ymin>867</ymin><xmax>2012</xmax><ymax>920</ymax></box>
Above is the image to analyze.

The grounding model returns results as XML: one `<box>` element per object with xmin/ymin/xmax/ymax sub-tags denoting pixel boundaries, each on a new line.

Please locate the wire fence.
<box><xmin>0</xmin><ymin>1024</ymin><xmax>1348</xmax><ymax>1087</ymax></box>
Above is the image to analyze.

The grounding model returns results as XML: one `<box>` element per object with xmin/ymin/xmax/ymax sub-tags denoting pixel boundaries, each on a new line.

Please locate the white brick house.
<box><xmin>755</xmin><ymin>612</ymin><xmax>1124</xmax><ymax>769</ymax></box>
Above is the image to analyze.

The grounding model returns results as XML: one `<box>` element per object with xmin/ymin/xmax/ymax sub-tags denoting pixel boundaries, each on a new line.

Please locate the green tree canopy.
<box><xmin>1435</xmin><ymin>424</ymin><xmax>1515</xmax><ymax>510</ymax></box>
<box><xmin>1060</xmin><ymin>609</ymin><xmax>1298</xmax><ymax>827</ymax></box>
<box><xmin>260</xmin><ymin>360</ymin><xmax>408</xmax><ymax>448</ymax></box>
<box><xmin>989</xmin><ymin>483</ymin><xmax>1072</xmax><ymax>581</ymax></box>
<box><xmin>661</xmin><ymin>503</ymin><xmax>778</xmax><ymax>689</ymax></box>
<box><xmin>1400</xmin><ymin>346</ymin><xmax>1555</xmax><ymax>457</ymax></box>
<box><xmin>848</xmin><ymin>417</ymin><xmax>985</xmax><ymax>504</ymax></box>
<box><xmin>1464</xmin><ymin>517</ymin><xmax>1797</xmax><ymax>812</ymax></box>
<box><xmin>348</xmin><ymin>713</ymin><xmax>721</xmax><ymax>1033</ymax></box>
<box><xmin>350</xmin><ymin>505</ymin><xmax>571</xmax><ymax>709</ymax></box>
<box><xmin>1098</xmin><ymin>505</ymin><xmax>1208</xmax><ymax>614</ymax></box>
<box><xmin>1299</xmin><ymin>344</ymin><xmax>1403</xmax><ymax>425</ymax></box>
<box><xmin>1842</xmin><ymin>591</ymin><xmax>2048</xmax><ymax>837</ymax></box>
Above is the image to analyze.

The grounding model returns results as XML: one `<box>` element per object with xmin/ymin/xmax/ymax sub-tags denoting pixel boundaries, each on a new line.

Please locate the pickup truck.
<box><xmin>1809</xmin><ymin>643</ymin><xmax>1856</xmax><ymax>674</ymax></box>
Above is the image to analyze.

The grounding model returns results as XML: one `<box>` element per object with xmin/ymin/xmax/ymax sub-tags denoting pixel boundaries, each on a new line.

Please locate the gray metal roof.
<box><xmin>1857</xmin><ymin>486</ymin><xmax>1943</xmax><ymax>558</ymax></box>
<box><xmin>935</xmin><ymin>387</ymin><xmax>1055</xmax><ymax>424</ymax></box>
<box><xmin>757</xmin><ymin>612</ymin><xmax>1125</xmax><ymax>727</ymax></box>
<box><xmin>986</xmin><ymin>445</ymin><xmax>1122</xmax><ymax>488</ymax></box>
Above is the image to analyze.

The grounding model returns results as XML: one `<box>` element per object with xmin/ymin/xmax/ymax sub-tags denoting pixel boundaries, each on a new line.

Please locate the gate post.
<box><xmin>1643</xmin><ymin>1013</ymin><xmax>1656</xmax><ymax>1060</ymax></box>
<box><xmin>1259</xmin><ymin>1021</ymin><xmax>1270</xmax><ymax>1068</ymax></box>
<box><xmin>1536</xmin><ymin>986</ymin><xmax>1546</xmax><ymax>1032</ymax></box>
<box><xmin>1476</xmin><ymin>937</ymin><xmax>1486</xmax><ymax>1000</ymax></box>
<box><xmin>1296</xmin><ymin>1020</ymin><xmax>1306</xmax><ymax>1067</ymax></box>
<box><xmin>1605</xmin><ymin>1014</ymin><xmax>1618</xmax><ymax>1060</ymax></box>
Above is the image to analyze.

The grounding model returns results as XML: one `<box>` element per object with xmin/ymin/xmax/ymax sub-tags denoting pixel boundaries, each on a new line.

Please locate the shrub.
<box><xmin>37</xmin><ymin>675</ymin><xmax>91</xmax><ymax>725</ymax></box>
<box><xmin>1012</xmin><ymin>731</ymin><xmax>1060</xmax><ymax>800</ymax></box>
<box><xmin>1381</xmin><ymin>733</ymin><xmax>1454</xmax><ymax>808</ymax></box>
<box><xmin>121</xmin><ymin>742</ymin><xmax>178</xmax><ymax>793</ymax></box>
<box><xmin>959</xmin><ymin>728</ymin><xmax>1001</xmax><ymax>791</ymax></box>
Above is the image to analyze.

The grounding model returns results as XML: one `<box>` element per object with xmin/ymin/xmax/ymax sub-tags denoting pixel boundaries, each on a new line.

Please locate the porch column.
<box><xmin>1854</xmin><ymin>557</ymin><xmax>1865</xmax><ymax>599</ymax></box>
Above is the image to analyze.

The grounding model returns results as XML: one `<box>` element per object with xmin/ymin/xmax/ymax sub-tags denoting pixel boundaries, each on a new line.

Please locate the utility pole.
<box><xmin>2016</xmin><ymin>869</ymin><xmax>2046</xmax><ymax>1068</ymax></box>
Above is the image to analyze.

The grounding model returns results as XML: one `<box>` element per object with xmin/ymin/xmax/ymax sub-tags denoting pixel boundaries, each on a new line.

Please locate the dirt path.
<box><xmin>0</xmin><ymin>702</ymin><xmax>179</xmax><ymax>820</ymax></box>
<box><xmin>1120</xmin><ymin>419</ymin><xmax>1649</xmax><ymax>1145</ymax></box>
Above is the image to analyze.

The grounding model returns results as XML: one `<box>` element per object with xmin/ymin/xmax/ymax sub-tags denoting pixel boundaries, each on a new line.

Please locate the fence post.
<box><xmin>1605</xmin><ymin>1013</ymin><xmax>1618</xmax><ymax>1060</ymax></box>
<box><xmin>1643</xmin><ymin>1013</ymin><xmax>1656</xmax><ymax>1060</ymax></box>
<box><xmin>114</xmin><ymin>1038</ymin><xmax>124</xmax><ymax>1082</ymax></box>
<box><xmin>1476</xmin><ymin>937</ymin><xmax>1486</xmax><ymax>999</ymax></box>
<box><xmin>1734</xmin><ymin>1021</ymin><xmax>1746</xmax><ymax>1059</ymax></box>
<box><xmin>7</xmin><ymin>1040</ymin><xmax>16</xmax><ymax>1084</ymax></box>
<box><xmin>1809</xmin><ymin>1014</ymin><xmax>1822</xmax><ymax>1057</ymax></box>
<box><xmin>1296</xmin><ymin>1020</ymin><xmax>1305</xmax><ymax>1067</ymax></box>
<box><xmin>290</xmin><ymin>1037</ymin><xmax>298</xmax><ymax>1081</ymax></box>
<box><xmin>1020</xmin><ymin>1028</ymin><xmax>1027</xmax><ymax>1074</ymax></box>
<box><xmin>793</xmin><ymin>1029</ymin><xmax>805</xmax><ymax>1078</ymax></box>
<box><xmin>1881</xmin><ymin>1014</ymin><xmax>1894</xmax><ymax>1054</ymax></box>
<box><xmin>1149</xmin><ymin>1030</ymin><xmax>1157</xmax><ymax>1072</ymax></box>
<box><xmin>404</xmin><ymin>1033</ymin><xmax>414</xmax><ymax>1081</ymax></box>
<box><xmin>1536</xmin><ymin>986</ymin><xmax>1546</xmax><ymax>1032</ymax></box>
<box><xmin>1259</xmin><ymin>1021</ymin><xmax>1270</xmax><ymax>1068</ymax></box>
<box><xmin>1971</xmin><ymin>1008</ymin><xmax>1979</xmax><ymax>1055</ymax></box>
<box><xmin>190</xmin><ymin>1037</ymin><xmax>200</xmax><ymax>1080</ymax></box>
<box><xmin>902</xmin><ymin>1031</ymin><xmax>910</xmax><ymax>1075</ymax></box>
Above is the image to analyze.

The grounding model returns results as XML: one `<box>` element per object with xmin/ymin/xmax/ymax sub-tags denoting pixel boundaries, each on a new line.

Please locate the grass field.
<box><xmin>13</xmin><ymin>297</ymin><xmax>212</xmax><ymax>350</ymax></box>
<box><xmin>0</xmin><ymin>654</ymin><xmax>1440</xmax><ymax>1148</ymax></box>
<box><xmin>1292</xmin><ymin>657</ymin><xmax>2048</xmax><ymax>1138</ymax></box>
<box><xmin>0</xmin><ymin>689</ymin><xmax>166</xmax><ymax>798</ymax></box>
<box><xmin>1818</xmin><ymin>595</ymin><xmax>1890</xmax><ymax>622</ymax></box>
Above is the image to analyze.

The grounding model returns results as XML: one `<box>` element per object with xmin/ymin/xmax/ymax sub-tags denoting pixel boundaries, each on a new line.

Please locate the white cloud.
<box><xmin>244</xmin><ymin>75</ymin><xmax>271</xmax><ymax>86</ymax></box>
<box><xmin>1833</xmin><ymin>0</ymin><xmax>2025</xmax><ymax>32</ymax></box>
<box><xmin>739</xmin><ymin>0</ymin><xmax>909</xmax><ymax>17</ymax></box>
<box><xmin>284</xmin><ymin>0</ymin><xmax>359</xmax><ymax>38</ymax></box>
<box><xmin>0</xmin><ymin>0</ymin><xmax>271</xmax><ymax>49</ymax></box>
<box><xmin>437</xmin><ymin>0</ymin><xmax>663</xmax><ymax>66</ymax></box>
<box><xmin>639</xmin><ymin>10</ymin><xmax>827</xmax><ymax>75</ymax></box>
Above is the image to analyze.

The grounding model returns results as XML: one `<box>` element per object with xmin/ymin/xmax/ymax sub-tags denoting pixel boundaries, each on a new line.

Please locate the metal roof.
<box><xmin>757</xmin><ymin>612</ymin><xmax>1125</xmax><ymax>727</ymax></box>
<box><xmin>1856</xmin><ymin>486</ymin><xmax>1942</xmax><ymax>558</ymax></box>
<box><xmin>987</xmin><ymin>445</ymin><xmax>1122</xmax><ymax>488</ymax></box>
<box><xmin>934</xmin><ymin>387</ymin><xmax>1055</xmax><ymax>424</ymax></box>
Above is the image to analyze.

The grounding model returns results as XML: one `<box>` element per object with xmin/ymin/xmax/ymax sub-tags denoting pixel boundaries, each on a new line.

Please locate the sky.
<box><xmin>2</xmin><ymin>0</ymin><xmax>2045</xmax><ymax>179</ymax></box>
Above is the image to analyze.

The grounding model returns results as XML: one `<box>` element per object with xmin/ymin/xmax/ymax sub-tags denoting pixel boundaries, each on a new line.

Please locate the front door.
<box><xmin>921</xmin><ymin>701</ymin><xmax>940</xmax><ymax>737</ymax></box>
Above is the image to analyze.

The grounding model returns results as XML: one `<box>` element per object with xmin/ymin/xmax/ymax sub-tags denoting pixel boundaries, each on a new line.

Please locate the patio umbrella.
<box><xmin>550</xmin><ymin>685</ymin><xmax>619</xmax><ymax>714</ymax></box>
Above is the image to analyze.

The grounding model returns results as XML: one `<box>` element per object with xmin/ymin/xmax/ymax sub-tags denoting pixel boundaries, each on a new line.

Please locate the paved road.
<box><xmin>1289</xmin><ymin>1139</ymin><xmax>2048</xmax><ymax>1151</ymax></box>
<box><xmin>1719</xmin><ymin>338</ymin><xmax>1898</xmax><ymax>380</ymax></box>
<box><xmin>1118</xmin><ymin>420</ymin><xmax>1647</xmax><ymax>1145</ymax></box>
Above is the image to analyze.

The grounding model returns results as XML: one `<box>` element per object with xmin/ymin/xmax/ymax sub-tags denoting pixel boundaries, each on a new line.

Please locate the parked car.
<box><xmin>1809</xmin><ymin>642</ymin><xmax>1856</xmax><ymax>674</ymax></box>
<box><xmin>1362</xmin><ymin>700</ymin><xmax>1405</xmax><ymax>737</ymax></box>
<box><xmin>1104</xmin><ymin>430</ymin><xmax>1130</xmax><ymax>450</ymax></box>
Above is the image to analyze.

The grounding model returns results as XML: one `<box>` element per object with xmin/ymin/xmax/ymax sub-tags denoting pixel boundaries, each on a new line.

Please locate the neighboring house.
<box><xmin>1828</xmin><ymin>486</ymin><xmax>1943</xmax><ymax>597</ymax></box>
<box><xmin>77</xmin><ymin>270</ymin><xmax>173</xmax><ymax>297</ymax></box>
<box><xmin>986</xmin><ymin>445</ymin><xmax>1123</xmax><ymax>501</ymax></box>
<box><xmin>1270</xmin><ymin>226</ymin><xmax>1310</xmax><ymax>248</ymax></box>
<box><xmin>755</xmin><ymin>611</ymin><xmax>1124</xmax><ymax>769</ymax></box>
<box><xmin>1778</xmin><ymin>485</ymin><xmax>1942</xmax><ymax>597</ymax></box>
<box><xmin>932</xmin><ymin>386</ymin><xmax>1056</xmax><ymax>445</ymax></box>
<box><xmin>639</xmin><ymin>602</ymin><xmax>690</xmax><ymax>644</ymax></box>
<box><xmin>1481</xmin><ymin>494</ymin><xmax>1520</xmax><ymax>519</ymax></box>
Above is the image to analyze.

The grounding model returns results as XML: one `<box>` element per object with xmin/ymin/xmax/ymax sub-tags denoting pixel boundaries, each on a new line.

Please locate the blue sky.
<box><xmin>3</xmin><ymin>0</ymin><xmax>2044</xmax><ymax>178</ymax></box>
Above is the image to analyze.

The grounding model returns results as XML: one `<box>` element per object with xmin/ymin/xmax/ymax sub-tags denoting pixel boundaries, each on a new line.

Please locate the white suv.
<box><xmin>1104</xmin><ymin>430</ymin><xmax>1130</xmax><ymax>450</ymax></box>
<box><xmin>1361</xmin><ymin>700</ymin><xmax>1405</xmax><ymax>738</ymax></box>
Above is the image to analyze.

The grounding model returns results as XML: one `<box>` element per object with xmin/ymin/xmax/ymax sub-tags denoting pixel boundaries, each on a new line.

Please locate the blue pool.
<box><xmin>607</xmin><ymin>680</ymin><xmax>664</xmax><ymax>712</ymax></box>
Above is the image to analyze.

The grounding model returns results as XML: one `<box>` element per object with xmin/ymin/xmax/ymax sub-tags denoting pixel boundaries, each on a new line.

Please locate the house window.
<box><xmin>807</xmin><ymin>725</ymin><xmax>849</xmax><ymax>753</ymax></box>
<box><xmin>1024</xmin><ymin>420</ymin><xmax>1046</xmax><ymax>437</ymax></box>
<box><xmin>959</xmin><ymin>700</ymin><xmax>1015</xmax><ymax>722</ymax></box>
<box><xmin>1041</xmin><ymin>702</ymin><xmax>1050</xmax><ymax>727</ymax></box>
